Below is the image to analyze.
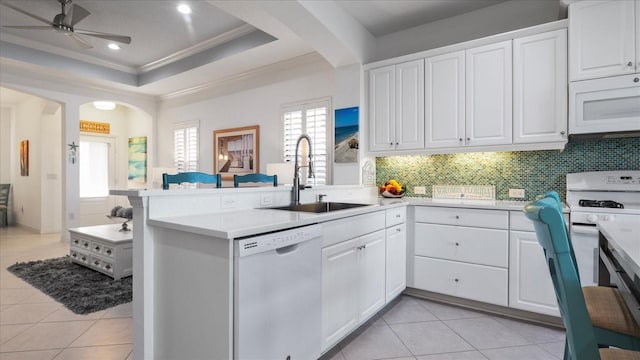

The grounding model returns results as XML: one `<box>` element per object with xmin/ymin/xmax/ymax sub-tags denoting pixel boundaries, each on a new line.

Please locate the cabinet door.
<box><xmin>465</xmin><ymin>41</ymin><xmax>512</xmax><ymax>146</ymax></box>
<box><xmin>369</xmin><ymin>65</ymin><xmax>396</xmax><ymax>151</ymax></box>
<box><xmin>385</xmin><ymin>224</ymin><xmax>406</xmax><ymax>303</ymax></box>
<box><xmin>513</xmin><ymin>29</ymin><xmax>568</xmax><ymax>144</ymax></box>
<box><xmin>359</xmin><ymin>230</ymin><xmax>386</xmax><ymax>321</ymax></box>
<box><xmin>395</xmin><ymin>59</ymin><xmax>425</xmax><ymax>150</ymax></box>
<box><xmin>509</xmin><ymin>231</ymin><xmax>560</xmax><ymax>316</ymax></box>
<box><xmin>425</xmin><ymin>51</ymin><xmax>466</xmax><ymax>148</ymax></box>
<box><xmin>321</xmin><ymin>238</ymin><xmax>360</xmax><ymax>350</ymax></box>
<box><xmin>569</xmin><ymin>0</ymin><xmax>636</xmax><ymax>81</ymax></box>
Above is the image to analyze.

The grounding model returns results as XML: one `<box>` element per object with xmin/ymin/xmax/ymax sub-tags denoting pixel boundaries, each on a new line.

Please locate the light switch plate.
<box><xmin>509</xmin><ymin>189</ymin><xmax>525</xmax><ymax>198</ymax></box>
<box><xmin>414</xmin><ymin>186</ymin><xmax>426</xmax><ymax>195</ymax></box>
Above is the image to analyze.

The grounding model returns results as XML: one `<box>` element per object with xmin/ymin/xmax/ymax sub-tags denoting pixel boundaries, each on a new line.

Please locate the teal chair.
<box><xmin>162</xmin><ymin>172</ymin><xmax>221</xmax><ymax>189</ymax></box>
<box><xmin>524</xmin><ymin>197</ymin><xmax>640</xmax><ymax>360</ymax></box>
<box><xmin>233</xmin><ymin>173</ymin><xmax>277</xmax><ymax>187</ymax></box>
<box><xmin>0</xmin><ymin>184</ymin><xmax>10</xmax><ymax>227</ymax></box>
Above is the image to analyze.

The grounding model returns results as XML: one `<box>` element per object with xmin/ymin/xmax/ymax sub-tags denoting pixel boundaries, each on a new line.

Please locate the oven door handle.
<box><xmin>571</xmin><ymin>224</ymin><xmax>599</xmax><ymax>235</ymax></box>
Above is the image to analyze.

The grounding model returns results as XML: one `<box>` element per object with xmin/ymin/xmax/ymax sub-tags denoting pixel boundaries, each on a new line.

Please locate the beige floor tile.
<box><xmin>0</xmin><ymin>306</ymin><xmax>10</xmax><ymax>312</ymax></box>
<box><xmin>101</xmin><ymin>303</ymin><xmax>132</xmax><ymax>319</ymax></box>
<box><xmin>0</xmin><ymin>302</ymin><xmax>62</xmax><ymax>325</ymax></box>
<box><xmin>21</xmin><ymin>291</ymin><xmax>56</xmax><ymax>305</ymax></box>
<box><xmin>0</xmin><ymin>324</ymin><xmax>31</xmax><ymax>344</ymax></box>
<box><xmin>41</xmin><ymin>307</ymin><xmax>106</xmax><ymax>323</ymax></box>
<box><xmin>53</xmin><ymin>344</ymin><xmax>132</xmax><ymax>360</ymax></box>
<box><xmin>0</xmin><ymin>321</ymin><xmax>94</xmax><ymax>352</ymax></box>
<box><xmin>70</xmin><ymin>319</ymin><xmax>132</xmax><ymax>347</ymax></box>
<box><xmin>0</xmin><ymin>288</ymin><xmax>38</xmax><ymax>305</ymax></box>
<box><xmin>0</xmin><ymin>273</ymin><xmax>30</xmax><ymax>290</ymax></box>
<box><xmin>0</xmin><ymin>349</ymin><xmax>61</xmax><ymax>360</ymax></box>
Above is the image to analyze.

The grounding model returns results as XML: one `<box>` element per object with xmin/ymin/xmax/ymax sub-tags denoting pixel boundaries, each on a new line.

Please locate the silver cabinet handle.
<box><xmin>106</xmin><ymin>249</ymin><xmax>112</xmax><ymax>255</ymax></box>
<box><xmin>395</xmin><ymin>142</ymin><xmax>399</xmax><ymax>145</ymax></box>
<box><xmin>634</xmin><ymin>78</ymin><xmax>639</xmax><ymax>83</ymax></box>
<box><xmin>105</xmin><ymin>264</ymin><xmax>111</xmax><ymax>270</ymax></box>
<box><xmin>466</xmin><ymin>137</ymin><xmax>470</xmax><ymax>141</ymax></box>
<box><xmin>455</xmin><ymin>215</ymin><xmax>460</xmax><ymax>219</ymax></box>
<box><xmin>628</xmin><ymin>61</ymin><xmax>634</xmax><ymax>67</ymax></box>
<box><xmin>458</xmin><ymin>138</ymin><xmax>463</xmax><ymax>142</ymax></box>
<box><xmin>396</xmin><ymin>228</ymin><xmax>401</xmax><ymax>232</ymax></box>
<box><xmin>73</xmin><ymin>239</ymin><xmax>79</xmax><ymax>244</ymax></box>
<box><xmin>455</xmin><ymin>242</ymin><xmax>460</xmax><ymax>246</ymax></box>
<box><xmin>560</xmin><ymin>131</ymin><xmax>565</xmax><ymax>135</ymax></box>
<box><xmin>390</xmin><ymin>142</ymin><xmax>393</xmax><ymax>145</ymax></box>
<box><xmin>454</xmin><ymin>278</ymin><xmax>459</xmax><ymax>282</ymax></box>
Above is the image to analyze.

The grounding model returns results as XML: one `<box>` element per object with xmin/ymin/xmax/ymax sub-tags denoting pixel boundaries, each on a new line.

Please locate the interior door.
<box><xmin>79</xmin><ymin>135</ymin><xmax>117</xmax><ymax>226</ymax></box>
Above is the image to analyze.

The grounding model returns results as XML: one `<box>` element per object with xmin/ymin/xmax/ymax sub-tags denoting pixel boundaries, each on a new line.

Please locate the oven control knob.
<box><xmin>587</xmin><ymin>214</ymin><xmax>598</xmax><ymax>223</ymax></box>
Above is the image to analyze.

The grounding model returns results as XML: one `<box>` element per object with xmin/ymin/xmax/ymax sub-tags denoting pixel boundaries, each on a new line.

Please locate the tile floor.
<box><xmin>1</xmin><ymin>226</ymin><xmax>567</xmax><ymax>360</ymax></box>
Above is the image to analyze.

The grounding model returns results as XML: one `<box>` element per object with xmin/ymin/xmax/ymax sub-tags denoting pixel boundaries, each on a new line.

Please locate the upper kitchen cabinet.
<box><xmin>369</xmin><ymin>60</ymin><xmax>425</xmax><ymax>152</ymax></box>
<box><xmin>465</xmin><ymin>41</ymin><xmax>513</xmax><ymax>147</ymax></box>
<box><xmin>513</xmin><ymin>29</ymin><xmax>568</xmax><ymax>144</ymax></box>
<box><xmin>425</xmin><ymin>51</ymin><xmax>466</xmax><ymax>148</ymax></box>
<box><xmin>569</xmin><ymin>0</ymin><xmax>639</xmax><ymax>81</ymax></box>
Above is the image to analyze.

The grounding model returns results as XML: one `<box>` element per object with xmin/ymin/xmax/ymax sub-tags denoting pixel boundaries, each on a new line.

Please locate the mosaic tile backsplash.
<box><xmin>376</xmin><ymin>138</ymin><xmax>640</xmax><ymax>201</ymax></box>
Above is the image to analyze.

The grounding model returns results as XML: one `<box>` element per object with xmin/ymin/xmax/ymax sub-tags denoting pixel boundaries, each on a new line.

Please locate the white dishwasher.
<box><xmin>234</xmin><ymin>224</ymin><xmax>322</xmax><ymax>360</ymax></box>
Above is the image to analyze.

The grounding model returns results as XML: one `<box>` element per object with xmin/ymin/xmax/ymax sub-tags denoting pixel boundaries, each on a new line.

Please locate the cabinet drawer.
<box><xmin>415</xmin><ymin>223</ymin><xmax>508</xmax><ymax>267</ymax></box>
<box><xmin>414</xmin><ymin>256</ymin><xmax>508</xmax><ymax>306</ymax></box>
<box><xmin>322</xmin><ymin>211</ymin><xmax>385</xmax><ymax>248</ymax></box>
<box><xmin>415</xmin><ymin>206</ymin><xmax>508</xmax><ymax>229</ymax></box>
<box><xmin>510</xmin><ymin>211</ymin><xmax>568</xmax><ymax>232</ymax></box>
<box><xmin>386</xmin><ymin>207</ymin><xmax>406</xmax><ymax>227</ymax></box>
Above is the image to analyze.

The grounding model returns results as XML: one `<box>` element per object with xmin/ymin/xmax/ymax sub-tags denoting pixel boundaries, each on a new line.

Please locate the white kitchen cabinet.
<box><xmin>413</xmin><ymin>206</ymin><xmax>509</xmax><ymax>307</ymax></box>
<box><xmin>465</xmin><ymin>41</ymin><xmax>512</xmax><ymax>146</ymax></box>
<box><xmin>569</xmin><ymin>0</ymin><xmax>638</xmax><ymax>81</ymax></box>
<box><xmin>321</xmin><ymin>229</ymin><xmax>386</xmax><ymax>351</ymax></box>
<box><xmin>425</xmin><ymin>51</ymin><xmax>466</xmax><ymax>148</ymax></box>
<box><xmin>513</xmin><ymin>29</ymin><xmax>568</xmax><ymax>144</ymax></box>
<box><xmin>508</xmin><ymin>211</ymin><xmax>562</xmax><ymax>317</ymax></box>
<box><xmin>369</xmin><ymin>59</ymin><xmax>424</xmax><ymax>152</ymax></box>
<box><xmin>385</xmin><ymin>224</ymin><xmax>406</xmax><ymax>301</ymax></box>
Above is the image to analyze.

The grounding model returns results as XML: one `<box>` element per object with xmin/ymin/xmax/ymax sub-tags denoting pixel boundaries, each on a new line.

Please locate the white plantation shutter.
<box><xmin>282</xmin><ymin>98</ymin><xmax>331</xmax><ymax>185</ymax></box>
<box><xmin>174</xmin><ymin>121</ymin><xmax>199</xmax><ymax>172</ymax></box>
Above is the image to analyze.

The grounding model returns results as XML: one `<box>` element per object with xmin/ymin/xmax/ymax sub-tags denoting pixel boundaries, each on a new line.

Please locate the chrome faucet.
<box><xmin>292</xmin><ymin>134</ymin><xmax>314</xmax><ymax>205</ymax></box>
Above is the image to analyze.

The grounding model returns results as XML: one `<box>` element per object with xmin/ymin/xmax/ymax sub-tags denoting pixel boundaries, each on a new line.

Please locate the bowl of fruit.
<box><xmin>379</xmin><ymin>180</ymin><xmax>406</xmax><ymax>198</ymax></box>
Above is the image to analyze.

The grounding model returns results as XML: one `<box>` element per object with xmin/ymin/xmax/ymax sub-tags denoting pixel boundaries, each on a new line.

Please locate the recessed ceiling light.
<box><xmin>108</xmin><ymin>43</ymin><xmax>120</xmax><ymax>50</ymax></box>
<box><xmin>177</xmin><ymin>4</ymin><xmax>191</xmax><ymax>14</ymax></box>
<box><xmin>93</xmin><ymin>101</ymin><xmax>116</xmax><ymax>110</ymax></box>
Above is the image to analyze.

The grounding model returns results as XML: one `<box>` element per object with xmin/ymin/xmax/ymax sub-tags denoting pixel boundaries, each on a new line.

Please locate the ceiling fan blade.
<box><xmin>3</xmin><ymin>25</ymin><xmax>53</xmax><ymax>30</ymax></box>
<box><xmin>62</xmin><ymin>4</ymin><xmax>90</xmax><ymax>27</ymax></box>
<box><xmin>0</xmin><ymin>2</ymin><xmax>54</xmax><ymax>26</ymax></box>
<box><xmin>66</xmin><ymin>33</ymin><xmax>93</xmax><ymax>49</ymax></box>
<box><xmin>74</xmin><ymin>29</ymin><xmax>131</xmax><ymax>44</ymax></box>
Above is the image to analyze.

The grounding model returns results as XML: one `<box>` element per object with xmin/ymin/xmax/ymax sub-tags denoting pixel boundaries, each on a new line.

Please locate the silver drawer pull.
<box><xmin>105</xmin><ymin>264</ymin><xmax>111</xmax><ymax>270</ymax></box>
<box><xmin>106</xmin><ymin>249</ymin><xmax>112</xmax><ymax>255</ymax></box>
<box><xmin>94</xmin><ymin>261</ymin><xmax>100</xmax><ymax>266</ymax></box>
<box><xmin>396</xmin><ymin>228</ymin><xmax>401</xmax><ymax>232</ymax></box>
<box><xmin>74</xmin><ymin>239</ymin><xmax>79</xmax><ymax>244</ymax></box>
<box><xmin>95</xmin><ymin>246</ymin><xmax>100</xmax><ymax>251</ymax></box>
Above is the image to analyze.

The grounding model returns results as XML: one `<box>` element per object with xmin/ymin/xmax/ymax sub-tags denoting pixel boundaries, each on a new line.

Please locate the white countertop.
<box><xmin>148</xmin><ymin>200</ymin><xmax>407</xmax><ymax>239</ymax></box>
<box><xmin>598</xmin><ymin>221</ymin><xmax>640</xmax><ymax>278</ymax></box>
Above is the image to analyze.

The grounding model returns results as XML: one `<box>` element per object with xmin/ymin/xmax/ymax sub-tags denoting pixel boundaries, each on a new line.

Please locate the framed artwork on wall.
<box><xmin>214</xmin><ymin>125</ymin><xmax>259</xmax><ymax>181</ymax></box>
<box><xmin>128</xmin><ymin>136</ymin><xmax>147</xmax><ymax>187</ymax></box>
<box><xmin>334</xmin><ymin>107</ymin><xmax>359</xmax><ymax>163</ymax></box>
<box><xmin>20</xmin><ymin>140</ymin><xmax>28</xmax><ymax>176</ymax></box>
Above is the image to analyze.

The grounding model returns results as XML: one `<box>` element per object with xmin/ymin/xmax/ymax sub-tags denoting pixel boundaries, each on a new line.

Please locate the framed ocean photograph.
<box><xmin>334</xmin><ymin>107</ymin><xmax>359</xmax><ymax>163</ymax></box>
<box><xmin>128</xmin><ymin>136</ymin><xmax>147</xmax><ymax>187</ymax></box>
<box><xmin>214</xmin><ymin>125</ymin><xmax>259</xmax><ymax>181</ymax></box>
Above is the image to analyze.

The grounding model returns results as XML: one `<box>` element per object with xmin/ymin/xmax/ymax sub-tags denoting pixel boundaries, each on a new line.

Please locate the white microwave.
<box><xmin>569</xmin><ymin>74</ymin><xmax>640</xmax><ymax>135</ymax></box>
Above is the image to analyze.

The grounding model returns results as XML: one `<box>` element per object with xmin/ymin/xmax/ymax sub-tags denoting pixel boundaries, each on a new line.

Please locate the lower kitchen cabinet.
<box><xmin>321</xmin><ymin>229</ymin><xmax>386</xmax><ymax>351</ymax></box>
<box><xmin>413</xmin><ymin>206</ymin><xmax>509</xmax><ymax>307</ymax></box>
<box><xmin>386</xmin><ymin>223</ymin><xmax>406</xmax><ymax>302</ymax></box>
<box><xmin>509</xmin><ymin>212</ymin><xmax>560</xmax><ymax>316</ymax></box>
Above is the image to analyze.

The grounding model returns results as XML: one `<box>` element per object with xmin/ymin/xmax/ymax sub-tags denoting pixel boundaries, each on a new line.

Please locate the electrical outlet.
<box><xmin>414</xmin><ymin>186</ymin><xmax>426</xmax><ymax>195</ymax></box>
<box><xmin>509</xmin><ymin>189</ymin><xmax>525</xmax><ymax>198</ymax></box>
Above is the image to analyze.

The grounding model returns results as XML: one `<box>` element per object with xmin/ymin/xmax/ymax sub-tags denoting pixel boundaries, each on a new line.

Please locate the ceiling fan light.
<box><xmin>108</xmin><ymin>43</ymin><xmax>120</xmax><ymax>50</ymax></box>
<box><xmin>177</xmin><ymin>4</ymin><xmax>192</xmax><ymax>14</ymax></box>
<box><xmin>93</xmin><ymin>101</ymin><xmax>116</xmax><ymax>110</ymax></box>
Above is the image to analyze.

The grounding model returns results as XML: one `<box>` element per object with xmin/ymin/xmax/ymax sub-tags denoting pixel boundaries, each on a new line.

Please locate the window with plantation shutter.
<box><xmin>282</xmin><ymin>98</ymin><xmax>331</xmax><ymax>185</ymax></box>
<box><xmin>174</xmin><ymin>121</ymin><xmax>199</xmax><ymax>172</ymax></box>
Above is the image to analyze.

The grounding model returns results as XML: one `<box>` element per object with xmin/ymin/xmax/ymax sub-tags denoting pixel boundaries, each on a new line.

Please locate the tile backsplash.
<box><xmin>375</xmin><ymin>138</ymin><xmax>640</xmax><ymax>201</ymax></box>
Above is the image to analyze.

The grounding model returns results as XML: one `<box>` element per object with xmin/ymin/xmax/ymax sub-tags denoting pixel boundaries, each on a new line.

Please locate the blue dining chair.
<box><xmin>162</xmin><ymin>172</ymin><xmax>221</xmax><ymax>189</ymax></box>
<box><xmin>233</xmin><ymin>173</ymin><xmax>277</xmax><ymax>187</ymax></box>
<box><xmin>524</xmin><ymin>197</ymin><xmax>640</xmax><ymax>360</ymax></box>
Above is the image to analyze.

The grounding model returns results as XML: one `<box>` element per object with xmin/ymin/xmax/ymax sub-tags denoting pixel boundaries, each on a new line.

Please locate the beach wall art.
<box><xmin>334</xmin><ymin>107</ymin><xmax>359</xmax><ymax>163</ymax></box>
<box><xmin>128</xmin><ymin>136</ymin><xmax>147</xmax><ymax>186</ymax></box>
<box><xmin>214</xmin><ymin>125</ymin><xmax>259</xmax><ymax>180</ymax></box>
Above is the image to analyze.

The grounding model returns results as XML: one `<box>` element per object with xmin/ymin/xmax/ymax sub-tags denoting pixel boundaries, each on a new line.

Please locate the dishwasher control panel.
<box><xmin>235</xmin><ymin>224</ymin><xmax>321</xmax><ymax>257</ymax></box>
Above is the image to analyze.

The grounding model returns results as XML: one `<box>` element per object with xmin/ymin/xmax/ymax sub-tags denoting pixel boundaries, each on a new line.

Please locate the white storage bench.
<box><xmin>69</xmin><ymin>224</ymin><xmax>133</xmax><ymax>280</ymax></box>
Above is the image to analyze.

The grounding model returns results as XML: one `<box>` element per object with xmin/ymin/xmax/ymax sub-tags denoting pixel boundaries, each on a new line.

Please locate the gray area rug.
<box><xmin>7</xmin><ymin>256</ymin><xmax>132</xmax><ymax>314</ymax></box>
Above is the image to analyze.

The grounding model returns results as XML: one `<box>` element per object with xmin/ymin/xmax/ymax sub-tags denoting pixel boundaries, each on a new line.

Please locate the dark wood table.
<box><xmin>598</xmin><ymin>221</ymin><xmax>640</xmax><ymax>325</ymax></box>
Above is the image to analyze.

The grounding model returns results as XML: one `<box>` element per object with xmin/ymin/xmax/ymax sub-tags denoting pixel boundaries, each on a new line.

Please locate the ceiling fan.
<box><xmin>1</xmin><ymin>0</ymin><xmax>131</xmax><ymax>49</ymax></box>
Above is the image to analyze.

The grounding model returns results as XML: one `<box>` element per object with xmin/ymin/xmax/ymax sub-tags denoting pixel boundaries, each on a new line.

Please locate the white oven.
<box><xmin>567</xmin><ymin>171</ymin><xmax>640</xmax><ymax>287</ymax></box>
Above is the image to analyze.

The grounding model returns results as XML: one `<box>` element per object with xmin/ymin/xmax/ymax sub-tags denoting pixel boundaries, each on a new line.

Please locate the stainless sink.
<box><xmin>266</xmin><ymin>202</ymin><xmax>372</xmax><ymax>213</ymax></box>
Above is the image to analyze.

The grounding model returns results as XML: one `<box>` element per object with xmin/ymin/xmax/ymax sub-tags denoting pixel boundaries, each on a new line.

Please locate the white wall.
<box><xmin>373</xmin><ymin>0</ymin><xmax>563</xmax><ymax>62</ymax></box>
<box><xmin>40</xmin><ymin>107</ymin><xmax>62</xmax><ymax>233</ymax></box>
<box><xmin>157</xmin><ymin>56</ymin><xmax>337</xmax><ymax>183</ymax></box>
<box><xmin>0</xmin><ymin>106</ymin><xmax>13</xmax><ymax>183</ymax></box>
